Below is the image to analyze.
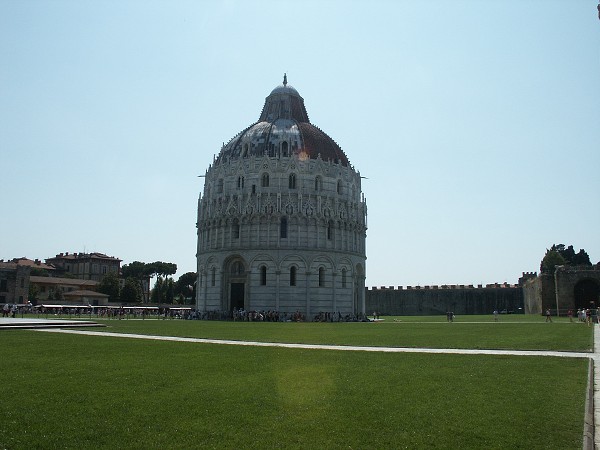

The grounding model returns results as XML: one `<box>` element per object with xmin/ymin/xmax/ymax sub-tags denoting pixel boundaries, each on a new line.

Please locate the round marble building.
<box><xmin>196</xmin><ymin>76</ymin><xmax>367</xmax><ymax>318</ymax></box>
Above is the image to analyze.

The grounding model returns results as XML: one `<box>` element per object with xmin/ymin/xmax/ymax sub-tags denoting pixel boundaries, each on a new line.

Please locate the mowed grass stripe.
<box><xmin>66</xmin><ymin>316</ymin><xmax>594</xmax><ymax>352</ymax></box>
<box><xmin>0</xmin><ymin>330</ymin><xmax>588</xmax><ymax>449</ymax></box>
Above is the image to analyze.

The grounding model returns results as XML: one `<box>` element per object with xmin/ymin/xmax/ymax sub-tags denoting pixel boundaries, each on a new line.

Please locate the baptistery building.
<box><xmin>196</xmin><ymin>76</ymin><xmax>367</xmax><ymax>318</ymax></box>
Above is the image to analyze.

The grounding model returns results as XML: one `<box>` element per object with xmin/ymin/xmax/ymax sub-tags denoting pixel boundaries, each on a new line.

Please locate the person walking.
<box><xmin>545</xmin><ymin>309</ymin><xmax>552</xmax><ymax>323</ymax></box>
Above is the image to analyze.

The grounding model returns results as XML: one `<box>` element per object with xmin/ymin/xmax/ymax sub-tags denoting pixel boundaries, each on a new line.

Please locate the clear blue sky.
<box><xmin>1</xmin><ymin>0</ymin><xmax>599</xmax><ymax>288</ymax></box>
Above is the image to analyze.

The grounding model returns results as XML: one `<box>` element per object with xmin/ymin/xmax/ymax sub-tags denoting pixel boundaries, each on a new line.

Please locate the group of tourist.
<box><xmin>228</xmin><ymin>308</ymin><xmax>372</xmax><ymax>323</ymax></box>
<box><xmin>2</xmin><ymin>303</ymin><xmax>18</xmax><ymax>318</ymax></box>
<box><xmin>566</xmin><ymin>307</ymin><xmax>600</xmax><ymax>326</ymax></box>
<box><xmin>232</xmin><ymin>308</ymin><xmax>284</xmax><ymax>322</ymax></box>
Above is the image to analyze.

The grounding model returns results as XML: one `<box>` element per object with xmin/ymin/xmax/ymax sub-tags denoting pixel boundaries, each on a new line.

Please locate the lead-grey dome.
<box><xmin>217</xmin><ymin>75</ymin><xmax>349</xmax><ymax>166</ymax></box>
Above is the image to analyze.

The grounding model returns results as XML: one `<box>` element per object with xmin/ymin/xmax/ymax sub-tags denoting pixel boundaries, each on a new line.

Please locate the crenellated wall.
<box><xmin>365</xmin><ymin>283</ymin><xmax>523</xmax><ymax>316</ymax></box>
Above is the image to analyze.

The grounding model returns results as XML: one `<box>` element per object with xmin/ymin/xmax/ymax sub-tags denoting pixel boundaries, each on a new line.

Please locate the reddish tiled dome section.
<box><xmin>217</xmin><ymin>78</ymin><xmax>349</xmax><ymax>166</ymax></box>
<box><xmin>297</xmin><ymin>123</ymin><xmax>347</xmax><ymax>165</ymax></box>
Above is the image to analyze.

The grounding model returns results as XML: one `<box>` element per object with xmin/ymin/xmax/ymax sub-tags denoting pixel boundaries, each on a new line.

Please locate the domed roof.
<box><xmin>217</xmin><ymin>75</ymin><xmax>349</xmax><ymax>166</ymax></box>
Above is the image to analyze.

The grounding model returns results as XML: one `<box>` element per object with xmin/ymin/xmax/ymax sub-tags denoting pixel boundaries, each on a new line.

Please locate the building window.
<box><xmin>327</xmin><ymin>221</ymin><xmax>333</xmax><ymax>240</ymax></box>
<box><xmin>318</xmin><ymin>268</ymin><xmax>325</xmax><ymax>287</ymax></box>
<box><xmin>337</xmin><ymin>180</ymin><xmax>342</xmax><ymax>195</ymax></box>
<box><xmin>290</xmin><ymin>266</ymin><xmax>297</xmax><ymax>286</ymax></box>
<box><xmin>280</xmin><ymin>217</ymin><xmax>288</xmax><ymax>239</ymax></box>
<box><xmin>20</xmin><ymin>278</ymin><xmax>25</xmax><ymax>288</ymax></box>
<box><xmin>211</xmin><ymin>267</ymin><xmax>216</xmax><ymax>287</ymax></box>
<box><xmin>260</xmin><ymin>266</ymin><xmax>267</xmax><ymax>286</ymax></box>
<box><xmin>233</xmin><ymin>221</ymin><xmax>240</xmax><ymax>239</ymax></box>
<box><xmin>315</xmin><ymin>176</ymin><xmax>322</xmax><ymax>191</ymax></box>
<box><xmin>243</xmin><ymin>143</ymin><xmax>249</xmax><ymax>157</ymax></box>
<box><xmin>262</xmin><ymin>173</ymin><xmax>270</xmax><ymax>187</ymax></box>
<box><xmin>218</xmin><ymin>179</ymin><xmax>224</xmax><ymax>193</ymax></box>
<box><xmin>237</xmin><ymin>176</ymin><xmax>244</xmax><ymax>189</ymax></box>
<box><xmin>342</xmin><ymin>268</ymin><xmax>347</xmax><ymax>288</ymax></box>
<box><xmin>281</xmin><ymin>141</ymin><xmax>289</xmax><ymax>157</ymax></box>
<box><xmin>288</xmin><ymin>173</ymin><xmax>296</xmax><ymax>189</ymax></box>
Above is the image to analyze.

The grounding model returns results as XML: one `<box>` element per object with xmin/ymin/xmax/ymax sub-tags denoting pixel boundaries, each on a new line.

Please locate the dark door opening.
<box><xmin>574</xmin><ymin>280</ymin><xmax>600</xmax><ymax>310</ymax></box>
<box><xmin>230</xmin><ymin>283</ymin><xmax>245</xmax><ymax>311</ymax></box>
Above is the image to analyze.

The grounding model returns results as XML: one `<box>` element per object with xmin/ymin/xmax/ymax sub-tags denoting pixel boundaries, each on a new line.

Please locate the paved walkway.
<box><xmin>0</xmin><ymin>317</ymin><xmax>103</xmax><ymax>329</ymax></box>
<box><xmin>593</xmin><ymin>325</ymin><xmax>600</xmax><ymax>449</ymax></box>
<box><xmin>35</xmin><ymin>327</ymin><xmax>592</xmax><ymax>358</ymax></box>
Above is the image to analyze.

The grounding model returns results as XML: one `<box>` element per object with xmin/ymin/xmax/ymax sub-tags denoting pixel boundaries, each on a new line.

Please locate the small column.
<box><xmin>305</xmin><ymin>270</ymin><xmax>312</xmax><ymax>318</ymax></box>
<box><xmin>275</xmin><ymin>270</ymin><xmax>281</xmax><ymax>311</ymax></box>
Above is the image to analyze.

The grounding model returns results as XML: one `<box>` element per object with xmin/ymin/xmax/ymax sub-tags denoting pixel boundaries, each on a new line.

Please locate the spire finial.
<box><xmin>283</xmin><ymin>73</ymin><xmax>287</xmax><ymax>86</ymax></box>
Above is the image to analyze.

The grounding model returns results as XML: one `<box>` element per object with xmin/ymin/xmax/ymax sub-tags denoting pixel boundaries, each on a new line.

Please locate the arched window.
<box><xmin>281</xmin><ymin>141</ymin><xmax>289</xmax><ymax>157</ymax></box>
<box><xmin>211</xmin><ymin>267</ymin><xmax>216</xmax><ymax>287</ymax></box>
<box><xmin>342</xmin><ymin>268</ymin><xmax>347</xmax><ymax>288</ymax></box>
<box><xmin>337</xmin><ymin>180</ymin><xmax>342</xmax><ymax>195</ymax></box>
<box><xmin>280</xmin><ymin>217</ymin><xmax>288</xmax><ymax>239</ymax></box>
<box><xmin>290</xmin><ymin>266</ymin><xmax>297</xmax><ymax>286</ymax></box>
<box><xmin>327</xmin><ymin>220</ymin><xmax>333</xmax><ymax>240</ymax></box>
<box><xmin>262</xmin><ymin>173</ymin><xmax>270</xmax><ymax>187</ymax></box>
<box><xmin>260</xmin><ymin>266</ymin><xmax>267</xmax><ymax>286</ymax></box>
<box><xmin>243</xmin><ymin>143</ymin><xmax>249</xmax><ymax>157</ymax></box>
<box><xmin>268</xmin><ymin>143</ymin><xmax>275</xmax><ymax>157</ymax></box>
<box><xmin>288</xmin><ymin>173</ymin><xmax>296</xmax><ymax>189</ymax></box>
<box><xmin>315</xmin><ymin>176</ymin><xmax>322</xmax><ymax>191</ymax></box>
<box><xmin>318</xmin><ymin>267</ymin><xmax>325</xmax><ymax>287</ymax></box>
<box><xmin>218</xmin><ymin>179</ymin><xmax>224</xmax><ymax>193</ymax></box>
<box><xmin>233</xmin><ymin>220</ymin><xmax>240</xmax><ymax>239</ymax></box>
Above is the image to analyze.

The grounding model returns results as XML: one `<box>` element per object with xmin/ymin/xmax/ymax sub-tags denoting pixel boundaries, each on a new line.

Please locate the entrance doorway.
<box><xmin>574</xmin><ymin>279</ymin><xmax>600</xmax><ymax>310</ymax></box>
<box><xmin>230</xmin><ymin>283</ymin><xmax>245</xmax><ymax>311</ymax></box>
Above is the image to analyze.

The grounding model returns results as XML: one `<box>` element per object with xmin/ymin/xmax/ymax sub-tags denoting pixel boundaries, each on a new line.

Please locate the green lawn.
<box><xmin>63</xmin><ymin>314</ymin><xmax>594</xmax><ymax>352</ymax></box>
<box><xmin>0</xmin><ymin>316</ymin><xmax>592</xmax><ymax>449</ymax></box>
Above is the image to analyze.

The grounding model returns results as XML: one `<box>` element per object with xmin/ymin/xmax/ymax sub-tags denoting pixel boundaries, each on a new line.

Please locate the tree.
<box><xmin>540</xmin><ymin>250</ymin><xmax>566</xmax><ymax>274</ymax></box>
<box><xmin>30</xmin><ymin>268</ymin><xmax>50</xmax><ymax>277</ymax></box>
<box><xmin>150</xmin><ymin>276</ymin><xmax>176</xmax><ymax>304</ymax></box>
<box><xmin>540</xmin><ymin>244</ymin><xmax>592</xmax><ymax>274</ymax></box>
<box><xmin>121</xmin><ymin>277</ymin><xmax>143</xmax><ymax>303</ymax></box>
<box><xmin>175</xmin><ymin>272</ymin><xmax>197</xmax><ymax>303</ymax></box>
<box><xmin>51</xmin><ymin>287</ymin><xmax>64</xmax><ymax>302</ymax></box>
<box><xmin>28</xmin><ymin>283</ymin><xmax>39</xmax><ymax>303</ymax></box>
<box><xmin>573</xmin><ymin>249</ymin><xmax>592</xmax><ymax>266</ymax></box>
<box><xmin>97</xmin><ymin>272</ymin><xmax>120</xmax><ymax>302</ymax></box>
<box><xmin>122</xmin><ymin>260</ymin><xmax>178</xmax><ymax>303</ymax></box>
<box><xmin>151</xmin><ymin>277</ymin><xmax>164</xmax><ymax>304</ymax></box>
<box><xmin>165</xmin><ymin>278</ymin><xmax>175</xmax><ymax>304</ymax></box>
<box><xmin>147</xmin><ymin>261</ymin><xmax>177</xmax><ymax>280</ymax></box>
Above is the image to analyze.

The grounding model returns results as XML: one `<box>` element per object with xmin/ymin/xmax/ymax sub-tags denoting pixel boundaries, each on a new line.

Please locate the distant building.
<box><xmin>45</xmin><ymin>252</ymin><xmax>121</xmax><ymax>281</ymax></box>
<box><xmin>29</xmin><ymin>276</ymin><xmax>99</xmax><ymax>304</ymax></box>
<box><xmin>10</xmin><ymin>257</ymin><xmax>56</xmax><ymax>273</ymax></box>
<box><xmin>0</xmin><ymin>261</ymin><xmax>30</xmax><ymax>305</ymax></box>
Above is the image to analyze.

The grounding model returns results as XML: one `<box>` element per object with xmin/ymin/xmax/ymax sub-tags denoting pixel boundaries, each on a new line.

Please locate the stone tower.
<box><xmin>196</xmin><ymin>76</ymin><xmax>367</xmax><ymax>318</ymax></box>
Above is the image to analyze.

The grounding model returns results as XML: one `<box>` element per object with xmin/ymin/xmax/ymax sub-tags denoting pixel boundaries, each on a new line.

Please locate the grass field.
<box><xmin>0</xmin><ymin>315</ymin><xmax>592</xmax><ymax>449</ymax></box>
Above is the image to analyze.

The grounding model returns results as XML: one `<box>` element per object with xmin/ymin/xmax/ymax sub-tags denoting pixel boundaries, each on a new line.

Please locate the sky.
<box><xmin>1</xmin><ymin>0</ymin><xmax>599</xmax><ymax>288</ymax></box>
